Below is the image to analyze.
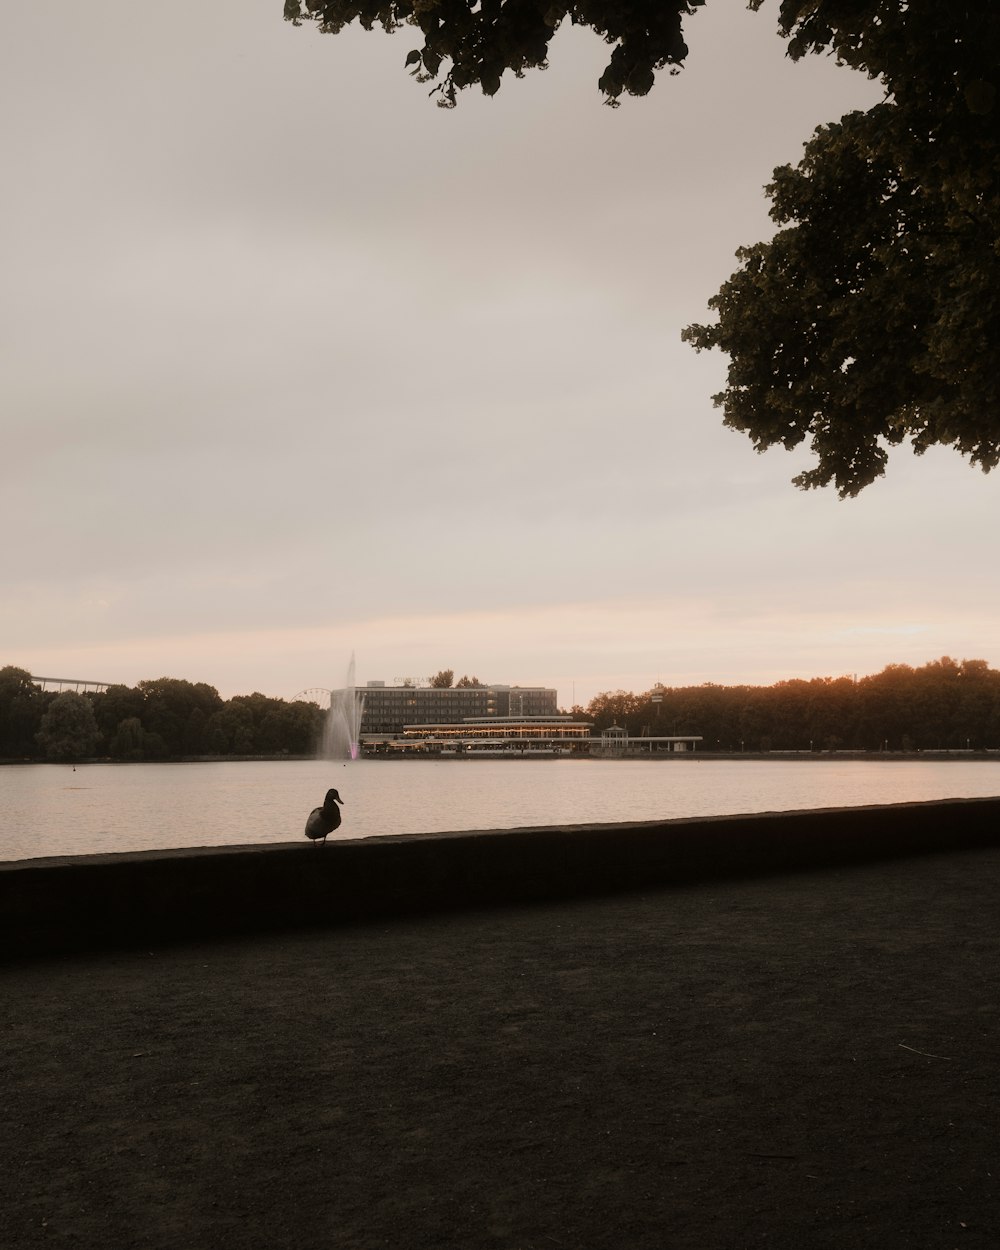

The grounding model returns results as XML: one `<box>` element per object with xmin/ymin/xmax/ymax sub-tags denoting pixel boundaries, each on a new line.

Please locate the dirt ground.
<box><xmin>3</xmin><ymin>847</ymin><xmax>1000</xmax><ymax>1250</ymax></box>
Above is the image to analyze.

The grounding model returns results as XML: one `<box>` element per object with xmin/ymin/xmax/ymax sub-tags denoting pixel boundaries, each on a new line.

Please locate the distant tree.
<box><xmin>257</xmin><ymin>699</ymin><xmax>325</xmax><ymax>754</ymax></box>
<box><xmin>142</xmin><ymin>731</ymin><xmax>170</xmax><ymax>760</ymax></box>
<box><xmin>804</xmin><ymin>676</ymin><xmax>857</xmax><ymax>750</ymax></box>
<box><xmin>585</xmin><ymin>690</ymin><xmax>644</xmax><ymax>733</ymax></box>
<box><xmin>455</xmin><ymin>674</ymin><xmax>484</xmax><ymax>688</ymax></box>
<box><xmin>223</xmin><ymin>692</ymin><xmax>324</xmax><ymax>755</ymax></box>
<box><xmin>203</xmin><ymin>711</ymin><xmax>231</xmax><ymax>756</ymax></box>
<box><xmin>855</xmin><ymin>658</ymin><xmax>989</xmax><ymax>750</ymax></box>
<box><xmin>182</xmin><ymin>707</ymin><xmax>209</xmax><ymax>756</ymax></box>
<box><xmin>90</xmin><ymin>684</ymin><xmax>145</xmax><ymax>749</ymax></box>
<box><xmin>951</xmin><ymin>659</ymin><xmax>1000</xmax><ymax>751</ymax></box>
<box><xmin>229</xmin><ymin>692</ymin><xmax>280</xmax><ymax>740</ymax></box>
<box><xmin>210</xmin><ymin>699</ymin><xmax>259</xmax><ymax>755</ymax></box>
<box><xmin>108</xmin><ymin>716</ymin><xmax>147</xmax><ymax>761</ymax></box>
<box><xmin>429</xmin><ymin>669</ymin><xmax>455</xmax><ymax>688</ymax></box>
<box><xmin>137</xmin><ymin>678</ymin><xmax>224</xmax><ymax>757</ymax></box>
<box><xmin>859</xmin><ymin>662</ymin><xmax>919</xmax><ymax>751</ymax></box>
<box><xmin>0</xmin><ymin>666</ymin><xmax>46</xmax><ymax>758</ymax></box>
<box><xmin>626</xmin><ymin>658</ymin><xmax>1000</xmax><ymax>752</ymax></box>
<box><xmin>35</xmin><ymin>691</ymin><xmax>101</xmax><ymax>762</ymax></box>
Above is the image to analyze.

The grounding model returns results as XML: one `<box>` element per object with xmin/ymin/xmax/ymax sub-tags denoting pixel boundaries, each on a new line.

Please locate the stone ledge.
<box><xmin>3</xmin><ymin>797</ymin><xmax>1000</xmax><ymax>957</ymax></box>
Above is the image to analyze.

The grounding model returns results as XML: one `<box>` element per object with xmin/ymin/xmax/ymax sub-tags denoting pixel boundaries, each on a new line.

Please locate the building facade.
<box><xmin>364</xmin><ymin>716</ymin><xmax>593</xmax><ymax>756</ymax></box>
<box><xmin>357</xmin><ymin>682</ymin><xmax>559</xmax><ymax>736</ymax></box>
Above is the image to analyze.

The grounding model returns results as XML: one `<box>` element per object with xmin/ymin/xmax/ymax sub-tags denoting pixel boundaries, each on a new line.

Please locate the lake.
<box><xmin>2</xmin><ymin>756</ymin><xmax>1000</xmax><ymax>862</ymax></box>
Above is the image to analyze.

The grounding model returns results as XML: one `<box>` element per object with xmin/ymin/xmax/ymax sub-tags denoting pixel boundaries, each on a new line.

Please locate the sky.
<box><xmin>3</xmin><ymin>0</ymin><xmax>997</xmax><ymax>708</ymax></box>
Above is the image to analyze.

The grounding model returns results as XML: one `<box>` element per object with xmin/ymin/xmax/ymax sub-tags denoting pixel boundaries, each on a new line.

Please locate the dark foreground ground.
<box><xmin>3</xmin><ymin>848</ymin><xmax>999</xmax><ymax>1250</ymax></box>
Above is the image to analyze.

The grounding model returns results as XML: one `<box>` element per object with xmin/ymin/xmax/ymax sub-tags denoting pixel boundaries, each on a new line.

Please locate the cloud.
<box><xmin>4</xmin><ymin>1</ymin><xmax>994</xmax><ymax>712</ymax></box>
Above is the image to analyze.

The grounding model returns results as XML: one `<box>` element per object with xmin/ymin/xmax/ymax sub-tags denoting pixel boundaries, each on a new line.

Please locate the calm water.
<box><xmin>2</xmin><ymin>757</ymin><xmax>999</xmax><ymax>862</ymax></box>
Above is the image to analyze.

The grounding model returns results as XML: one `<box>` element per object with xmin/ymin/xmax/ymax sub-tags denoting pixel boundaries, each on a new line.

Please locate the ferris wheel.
<box><xmin>291</xmin><ymin>688</ymin><xmax>333</xmax><ymax>708</ymax></box>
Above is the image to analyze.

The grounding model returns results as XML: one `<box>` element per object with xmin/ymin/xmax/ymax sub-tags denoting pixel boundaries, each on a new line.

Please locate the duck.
<box><xmin>305</xmin><ymin>788</ymin><xmax>344</xmax><ymax>845</ymax></box>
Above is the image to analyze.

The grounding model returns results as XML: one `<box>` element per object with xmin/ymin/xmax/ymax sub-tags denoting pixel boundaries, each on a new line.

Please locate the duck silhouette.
<box><xmin>305</xmin><ymin>788</ymin><xmax>343</xmax><ymax>845</ymax></box>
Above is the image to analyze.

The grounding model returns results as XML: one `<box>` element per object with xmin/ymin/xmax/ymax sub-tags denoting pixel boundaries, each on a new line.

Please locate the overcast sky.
<box><xmin>4</xmin><ymin>1</ymin><xmax>997</xmax><ymax>707</ymax></box>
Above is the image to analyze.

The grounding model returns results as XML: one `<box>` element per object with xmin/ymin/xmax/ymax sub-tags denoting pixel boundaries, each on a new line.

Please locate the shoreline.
<box><xmin>3</xmin><ymin>749</ymin><xmax>999</xmax><ymax>766</ymax></box>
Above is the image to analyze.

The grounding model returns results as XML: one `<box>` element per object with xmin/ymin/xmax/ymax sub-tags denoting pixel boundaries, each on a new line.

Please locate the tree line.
<box><xmin>4</xmin><ymin>657</ymin><xmax>999</xmax><ymax>762</ymax></box>
<box><xmin>428</xmin><ymin>670</ymin><xmax>484</xmax><ymax>688</ymax></box>
<box><xmin>0</xmin><ymin>668</ymin><xmax>325</xmax><ymax>763</ymax></box>
<box><xmin>574</xmin><ymin>658</ymin><xmax>1000</xmax><ymax>753</ymax></box>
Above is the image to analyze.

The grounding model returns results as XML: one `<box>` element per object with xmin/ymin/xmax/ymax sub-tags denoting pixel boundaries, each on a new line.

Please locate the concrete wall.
<box><xmin>4</xmin><ymin>797</ymin><xmax>1000</xmax><ymax>958</ymax></box>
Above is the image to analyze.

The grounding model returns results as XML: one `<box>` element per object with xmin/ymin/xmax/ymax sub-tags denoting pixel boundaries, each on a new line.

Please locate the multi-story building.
<box><xmin>358</xmin><ymin>681</ymin><xmax>558</xmax><ymax>737</ymax></box>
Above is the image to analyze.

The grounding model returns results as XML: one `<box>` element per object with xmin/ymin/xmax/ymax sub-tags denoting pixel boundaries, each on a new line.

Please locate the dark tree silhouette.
<box><xmin>287</xmin><ymin>1</ymin><xmax>999</xmax><ymax>493</ymax></box>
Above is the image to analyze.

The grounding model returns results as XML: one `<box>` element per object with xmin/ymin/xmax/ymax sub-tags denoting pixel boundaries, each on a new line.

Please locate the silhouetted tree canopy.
<box><xmin>0</xmin><ymin>666</ymin><xmax>48</xmax><ymax>758</ymax></box>
<box><xmin>685</xmin><ymin>3</ymin><xmax>1000</xmax><ymax>495</ymax></box>
<box><xmin>286</xmin><ymin>1</ymin><xmax>999</xmax><ymax>494</ymax></box>
<box><xmin>0</xmin><ymin>674</ymin><xmax>325</xmax><ymax>762</ymax></box>
<box><xmin>3</xmin><ymin>659</ymin><xmax>1000</xmax><ymax>756</ymax></box>
<box><xmin>36</xmin><ymin>692</ymin><xmax>101</xmax><ymax>762</ymax></box>
<box><xmin>284</xmin><ymin>0</ymin><xmax>703</xmax><ymax>107</ymax></box>
<box><xmin>585</xmin><ymin>657</ymin><xmax>1000</xmax><ymax>752</ymax></box>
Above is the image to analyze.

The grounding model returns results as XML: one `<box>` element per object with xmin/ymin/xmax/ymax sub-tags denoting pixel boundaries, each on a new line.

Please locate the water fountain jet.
<box><xmin>322</xmin><ymin>654</ymin><xmax>366</xmax><ymax>760</ymax></box>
